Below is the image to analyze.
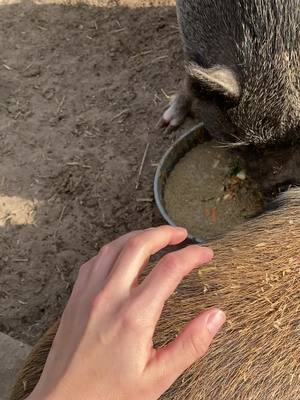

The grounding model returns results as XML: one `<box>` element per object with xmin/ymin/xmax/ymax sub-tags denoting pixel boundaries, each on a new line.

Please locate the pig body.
<box><xmin>10</xmin><ymin>188</ymin><xmax>300</xmax><ymax>400</ymax></box>
<box><xmin>163</xmin><ymin>0</ymin><xmax>300</xmax><ymax>147</ymax></box>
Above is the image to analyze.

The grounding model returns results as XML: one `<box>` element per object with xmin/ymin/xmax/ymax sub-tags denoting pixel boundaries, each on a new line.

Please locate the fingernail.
<box><xmin>176</xmin><ymin>226</ymin><xmax>188</xmax><ymax>234</ymax></box>
<box><xmin>206</xmin><ymin>309</ymin><xmax>226</xmax><ymax>336</ymax></box>
<box><xmin>199</xmin><ymin>246</ymin><xmax>214</xmax><ymax>261</ymax></box>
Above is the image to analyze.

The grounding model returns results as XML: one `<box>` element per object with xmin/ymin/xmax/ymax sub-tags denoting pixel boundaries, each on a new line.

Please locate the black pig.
<box><xmin>162</xmin><ymin>0</ymin><xmax>300</xmax><ymax>147</ymax></box>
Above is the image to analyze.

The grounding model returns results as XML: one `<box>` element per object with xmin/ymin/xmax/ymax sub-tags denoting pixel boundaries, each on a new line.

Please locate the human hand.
<box><xmin>27</xmin><ymin>226</ymin><xmax>225</xmax><ymax>400</ymax></box>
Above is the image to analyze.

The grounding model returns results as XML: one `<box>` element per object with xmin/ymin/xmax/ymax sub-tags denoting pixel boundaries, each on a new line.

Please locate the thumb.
<box><xmin>151</xmin><ymin>308</ymin><xmax>225</xmax><ymax>390</ymax></box>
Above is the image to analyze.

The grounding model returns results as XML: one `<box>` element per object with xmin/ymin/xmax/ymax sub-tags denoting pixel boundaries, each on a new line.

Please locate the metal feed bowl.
<box><xmin>153</xmin><ymin>123</ymin><xmax>208</xmax><ymax>244</ymax></box>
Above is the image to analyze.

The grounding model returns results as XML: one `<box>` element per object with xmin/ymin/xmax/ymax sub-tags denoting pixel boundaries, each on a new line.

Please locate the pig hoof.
<box><xmin>160</xmin><ymin>94</ymin><xmax>190</xmax><ymax>129</ymax></box>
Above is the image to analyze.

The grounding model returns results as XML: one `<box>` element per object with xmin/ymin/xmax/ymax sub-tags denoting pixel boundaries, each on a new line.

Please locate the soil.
<box><xmin>1</xmin><ymin>0</ymin><xmax>299</xmax><ymax>347</ymax></box>
<box><xmin>0</xmin><ymin>0</ymin><xmax>199</xmax><ymax>345</ymax></box>
<box><xmin>164</xmin><ymin>140</ymin><xmax>264</xmax><ymax>240</ymax></box>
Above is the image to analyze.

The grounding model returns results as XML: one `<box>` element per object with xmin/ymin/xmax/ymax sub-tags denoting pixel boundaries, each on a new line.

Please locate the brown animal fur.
<box><xmin>10</xmin><ymin>188</ymin><xmax>300</xmax><ymax>400</ymax></box>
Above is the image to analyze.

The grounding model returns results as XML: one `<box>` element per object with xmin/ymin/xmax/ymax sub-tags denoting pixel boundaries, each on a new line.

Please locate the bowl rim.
<box><xmin>153</xmin><ymin>123</ymin><xmax>205</xmax><ymax>244</ymax></box>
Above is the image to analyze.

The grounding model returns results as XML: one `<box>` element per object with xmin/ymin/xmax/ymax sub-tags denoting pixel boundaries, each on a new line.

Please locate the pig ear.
<box><xmin>186</xmin><ymin>62</ymin><xmax>240</xmax><ymax>100</ymax></box>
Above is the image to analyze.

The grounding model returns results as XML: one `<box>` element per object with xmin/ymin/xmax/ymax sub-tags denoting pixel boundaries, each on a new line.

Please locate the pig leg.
<box><xmin>160</xmin><ymin>75</ymin><xmax>193</xmax><ymax>129</ymax></box>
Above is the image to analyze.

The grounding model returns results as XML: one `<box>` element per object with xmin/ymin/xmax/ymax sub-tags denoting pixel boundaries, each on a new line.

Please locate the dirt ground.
<box><xmin>0</xmin><ymin>0</ymin><xmax>199</xmax><ymax>345</ymax></box>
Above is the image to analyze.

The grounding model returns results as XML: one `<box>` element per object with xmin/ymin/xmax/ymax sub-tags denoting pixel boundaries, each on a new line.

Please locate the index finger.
<box><xmin>105</xmin><ymin>226</ymin><xmax>188</xmax><ymax>292</ymax></box>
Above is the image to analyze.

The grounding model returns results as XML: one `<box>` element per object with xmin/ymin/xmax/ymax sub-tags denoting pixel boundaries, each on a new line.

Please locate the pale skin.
<box><xmin>26</xmin><ymin>226</ymin><xmax>226</xmax><ymax>400</ymax></box>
